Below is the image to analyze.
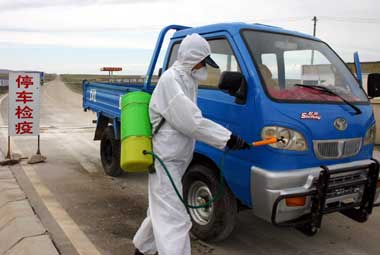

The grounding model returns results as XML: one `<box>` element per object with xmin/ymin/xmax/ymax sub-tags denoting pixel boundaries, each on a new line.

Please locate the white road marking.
<box><xmin>5</xmin><ymin>137</ymin><xmax>103</xmax><ymax>255</ymax></box>
<box><xmin>21</xmin><ymin>162</ymin><xmax>103</xmax><ymax>255</ymax></box>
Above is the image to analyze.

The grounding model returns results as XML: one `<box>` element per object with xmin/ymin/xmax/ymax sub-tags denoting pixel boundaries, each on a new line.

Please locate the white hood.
<box><xmin>173</xmin><ymin>33</ymin><xmax>211</xmax><ymax>73</ymax></box>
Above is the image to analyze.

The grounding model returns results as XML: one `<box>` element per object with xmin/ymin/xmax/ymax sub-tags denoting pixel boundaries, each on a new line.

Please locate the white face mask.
<box><xmin>191</xmin><ymin>67</ymin><xmax>208</xmax><ymax>81</ymax></box>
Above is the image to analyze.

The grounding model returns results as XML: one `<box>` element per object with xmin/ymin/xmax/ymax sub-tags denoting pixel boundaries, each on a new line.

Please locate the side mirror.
<box><xmin>218</xmin><ymin>71</ymin><xmax>247</xmax><ymax>104</ymax></box>
<box><xmin>367</xmin><ymin>73</ymin><xmax>380</xmax><ymax>98</ymax></box>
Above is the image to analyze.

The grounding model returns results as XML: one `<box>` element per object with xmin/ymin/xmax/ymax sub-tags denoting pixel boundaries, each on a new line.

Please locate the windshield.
<box><xmin>242</xmin><ymin>30</ymin><xmax>368</xmax><ymax>103</ymax></box>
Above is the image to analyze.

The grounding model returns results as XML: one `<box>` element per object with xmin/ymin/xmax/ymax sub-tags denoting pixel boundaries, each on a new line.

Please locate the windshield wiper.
<box><xmin>294</xmin><ymin>84</ymin><xmax>362</xmax><ymax>115</ymax></box>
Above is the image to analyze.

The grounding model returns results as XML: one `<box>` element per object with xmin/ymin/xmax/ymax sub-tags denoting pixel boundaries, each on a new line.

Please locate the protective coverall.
<box><xmin>133</xmin><ymin>34</ymin><xmax>232</xmax><ymax>255</ymax></box>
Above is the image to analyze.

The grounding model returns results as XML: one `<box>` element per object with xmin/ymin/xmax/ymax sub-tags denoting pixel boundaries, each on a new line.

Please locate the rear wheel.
<box><xmin>183</xmin><ymin>163</ymin><xmax>237</xmax><ymax>242</ymax></box>
<box><xmin>100</xmin><ymin>126</ymin><xmax>123</xmax><ymax>177</ymax></box>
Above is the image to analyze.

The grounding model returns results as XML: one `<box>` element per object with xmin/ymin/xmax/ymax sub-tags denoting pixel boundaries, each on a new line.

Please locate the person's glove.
<box><xmin>226</xmin><ymin>134</ymin><xmax>250</xmax><ymax>150</ymax></box>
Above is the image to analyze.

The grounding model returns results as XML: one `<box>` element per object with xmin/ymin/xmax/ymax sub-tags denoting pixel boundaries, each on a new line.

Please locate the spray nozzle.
<box><xmin>252</xmin><ymin>136</ymin><xmax>285</xmax><ymax>147</ymax></box>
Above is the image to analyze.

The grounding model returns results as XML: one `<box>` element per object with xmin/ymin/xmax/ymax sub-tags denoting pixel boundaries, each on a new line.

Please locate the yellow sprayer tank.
<box><xmin>120</xmin><ymin>91</ymin><xmax>153</xmax><ymax>172</ymax></box>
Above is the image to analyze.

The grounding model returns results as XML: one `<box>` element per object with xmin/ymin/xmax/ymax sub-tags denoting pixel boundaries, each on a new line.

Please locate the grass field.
<box><xmin>45</xmin><ymin>73</ymin><xmax>57</xmax><ymax>83</ymax></box>
<box><xmin>0</xmin><ymin>87</ymin><xmax>7</xmax><ymax>95</ymax></box>
<box><xmin>60</xmin><ymin>74</ymin><xmax>142</xmax><ymax>94</ymax></box>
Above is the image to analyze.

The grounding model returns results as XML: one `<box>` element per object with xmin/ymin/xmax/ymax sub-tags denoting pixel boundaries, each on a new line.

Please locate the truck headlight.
<box><xmin>364</xmin><ymin>124</ymin><xmax>376</xmax><ymax>145</ymax></box>
<box><xmin>261</xmin><ymin>126</ymin><xmax>307</xmax><ymax>151</ymax></box>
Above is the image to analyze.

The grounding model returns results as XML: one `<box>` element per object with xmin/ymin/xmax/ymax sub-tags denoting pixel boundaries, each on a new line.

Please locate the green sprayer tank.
<box><xmin>120</xmin><ymin>91</ymin><xmax>153</xmax><ymax>172</ymax></box>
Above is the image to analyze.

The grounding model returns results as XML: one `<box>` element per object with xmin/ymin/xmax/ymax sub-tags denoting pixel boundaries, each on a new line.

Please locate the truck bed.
<box><xmin>82</xmin><ymin>80</ymin><xmax>147</xmax><ymax>121</ymax></box>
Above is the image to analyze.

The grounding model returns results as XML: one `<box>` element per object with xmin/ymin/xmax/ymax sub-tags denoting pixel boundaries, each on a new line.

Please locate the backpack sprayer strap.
<box><xmin>153</xmin><ymin>117</ymin><xmax>166</xmax><ymax>136</ymax></box>
<box><xmin>148</xmin><ymin>117</ymin><xmax>166</xmax><ymax>174</ymax></box>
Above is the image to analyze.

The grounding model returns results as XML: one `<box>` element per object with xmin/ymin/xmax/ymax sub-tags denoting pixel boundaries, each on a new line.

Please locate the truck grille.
<box><xmin>328</xmin><ymin>171</ymin><xmax>363</xmax><ymax>186</ymax></box>
<box><xmin>313</xmin><ymin>138</ymin><xmax>362</xmax><ymax>160</ymax></box>
<box><xmin>326</xmin><ymin>171</ymin><xmax>367</xmax><ymax>199</ymax></box>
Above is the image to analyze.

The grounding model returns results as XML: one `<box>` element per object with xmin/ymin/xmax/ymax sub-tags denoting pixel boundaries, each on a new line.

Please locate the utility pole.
<box><xmin>312</xmin><ymin>16</ymin><xmax>317</xmax><ymax>37</ymax></box>
<box><xmin>311</xmin><ymin>16</ymin><xmax>318</xmax><ymax>65</ymax></box>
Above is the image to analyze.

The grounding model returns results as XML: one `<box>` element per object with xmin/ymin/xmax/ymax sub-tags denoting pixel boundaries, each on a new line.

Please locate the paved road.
<box><xmin>0</xmin><ymin>77</ymin><xmax>380</xmax><ymax>255</ymax></box>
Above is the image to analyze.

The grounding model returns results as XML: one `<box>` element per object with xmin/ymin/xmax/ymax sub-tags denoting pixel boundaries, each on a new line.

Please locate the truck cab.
<box><xmin>83</xmin><ymin>22</ymin><xmax>380</xmax><ymax>241</ymax></box>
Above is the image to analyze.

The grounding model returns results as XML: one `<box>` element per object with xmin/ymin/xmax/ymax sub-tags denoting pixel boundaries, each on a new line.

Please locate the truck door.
<box><xmin>165</xmin><ymin>33</ymin><xmax>255</xmax><ymax>206</ymax></box>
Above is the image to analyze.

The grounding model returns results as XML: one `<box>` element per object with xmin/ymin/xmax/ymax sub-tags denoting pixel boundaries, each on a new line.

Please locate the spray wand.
<box><xmin>251</xmin><ymin>136</ymin><xmax>285</xmax><ymax>147</ymax></box>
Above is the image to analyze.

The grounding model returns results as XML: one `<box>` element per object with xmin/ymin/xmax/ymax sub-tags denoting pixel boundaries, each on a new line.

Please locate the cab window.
<box><xmin>242</xmin><ymin>30</ymin><xmax>368</xmax><ymax>103</ymax></box>
<box><xmin>167</xmin><ymin>38</ymin><xmax>241</xmax><ymax>88</ymax></box>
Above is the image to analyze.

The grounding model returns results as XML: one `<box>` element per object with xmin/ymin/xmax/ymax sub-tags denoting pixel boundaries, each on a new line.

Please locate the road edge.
<box><xmin>0</xmin><ymin>159</ymin><xmax>60</xmax><ymax>254</ymax></box>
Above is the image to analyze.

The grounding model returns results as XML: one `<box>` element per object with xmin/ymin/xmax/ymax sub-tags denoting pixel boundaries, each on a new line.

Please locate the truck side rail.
<box><xmin>82</xmin><ymin>80</ymin><xmax>142</xmax><ymax>120</ymax></box>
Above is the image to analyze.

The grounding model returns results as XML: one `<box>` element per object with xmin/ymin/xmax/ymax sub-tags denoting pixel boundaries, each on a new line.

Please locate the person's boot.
<box><xmin>134</xmin><ymin>248</ymin><xmax>144</xmax><ymax>255</ymax></box>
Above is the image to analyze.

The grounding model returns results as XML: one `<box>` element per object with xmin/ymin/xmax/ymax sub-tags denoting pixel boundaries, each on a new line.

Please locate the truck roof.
<box><xmin>173</xmin><ymin>22</ymin><xmax>320</xmax><ymax>41</ymax></box>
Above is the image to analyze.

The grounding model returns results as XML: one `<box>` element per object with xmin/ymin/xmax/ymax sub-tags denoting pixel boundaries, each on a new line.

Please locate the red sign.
<box><xmin>8</xmin><ymin>72</ymin><xmax>40</xmax><ymax>136</ymax></box>
<box><xmin>100</xmin><ymin>67</ymin><xmax>122</xmax><ymax>72</ymax></box>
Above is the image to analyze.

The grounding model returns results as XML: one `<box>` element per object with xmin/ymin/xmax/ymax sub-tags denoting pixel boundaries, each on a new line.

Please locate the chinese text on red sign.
<box><xmin>8</xmin><ymin>72</ymin><xmax>40</xmax><ymax>136</ymax></box>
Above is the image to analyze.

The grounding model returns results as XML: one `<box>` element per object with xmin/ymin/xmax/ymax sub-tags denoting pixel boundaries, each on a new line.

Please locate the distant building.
<box><xmin>0</xmin><ymin>79</ymin><xmax>8</xmax><ymax>87</ymax></box>
<box><xmin>346</xmin><ymin>61</ymin><xmax>380</xmax><ymax>88</ymax></box>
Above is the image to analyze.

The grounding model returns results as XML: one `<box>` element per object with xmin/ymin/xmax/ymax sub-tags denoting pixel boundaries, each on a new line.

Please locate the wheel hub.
<box><xmin>187</xmin><ymin>180</ymin><xmax>214</xmax><ymax>225</ymax></box>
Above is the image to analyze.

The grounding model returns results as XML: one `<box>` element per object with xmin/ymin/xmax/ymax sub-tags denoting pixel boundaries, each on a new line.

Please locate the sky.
<box><xmin>0</xmin><ymin>0</ymin><xmax>379</xmax><ymax>75</ymax></box>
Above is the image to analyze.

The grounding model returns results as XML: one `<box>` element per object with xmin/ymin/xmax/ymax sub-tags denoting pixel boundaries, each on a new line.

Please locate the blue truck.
<box><xmin>83</xmin><ymin>23</ymin><xmax>380</xmax><ymax>241</ymax></box>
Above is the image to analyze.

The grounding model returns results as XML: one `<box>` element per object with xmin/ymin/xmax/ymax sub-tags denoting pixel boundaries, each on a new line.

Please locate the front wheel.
<box><xmin>100</xmin><ymin>126</ymin><xmax>123</xmax><ymax>177</ymax></box>
<box><xmin>296</xmin><ymin>223</ymin><xmax>320</xmax><ymax>236</ymax></box>
<box><xmin>183</xmin><ymin>163</ymin><xmax>237</xmax><ymax>242</ymax></box>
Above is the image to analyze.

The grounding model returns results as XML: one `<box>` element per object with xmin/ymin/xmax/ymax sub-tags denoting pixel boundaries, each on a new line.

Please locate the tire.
<box><xmin>183</xmin><ymin>163</ymin><xmax>237</xmax><ymax>242</ymax></box>
<box><xmin>100</xmin><ymin>126</ymin><xmax>123</xmax><ymax>177</ymax></box>
<box><xmin>296</xmin><ymin>223</ymin><xmax>320</xmax><ymax>236</ymax></box>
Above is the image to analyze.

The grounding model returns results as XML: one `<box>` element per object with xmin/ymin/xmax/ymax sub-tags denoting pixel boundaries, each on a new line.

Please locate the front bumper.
<box><xmin>251</xmin><ymin>159</ymin><xmax>380</xmax><ymax>227</ymax></box>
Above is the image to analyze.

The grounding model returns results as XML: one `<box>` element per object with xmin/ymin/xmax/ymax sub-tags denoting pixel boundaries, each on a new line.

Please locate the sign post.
<box><xmin>7</xmin><ymin>72</ymin><xmax>45</xmax><ymax>163</ymax></box>
<box><xmin>100</xmin><ymin>67</ymin><xmax>122</xmax><ymax>82</ymax></box>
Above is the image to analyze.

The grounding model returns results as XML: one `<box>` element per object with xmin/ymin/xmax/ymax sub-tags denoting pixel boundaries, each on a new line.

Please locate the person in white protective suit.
<box><xmin>133</xmin><ymin>33</ymin><xmax>250</xmax><ymax>255</ymax></box>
